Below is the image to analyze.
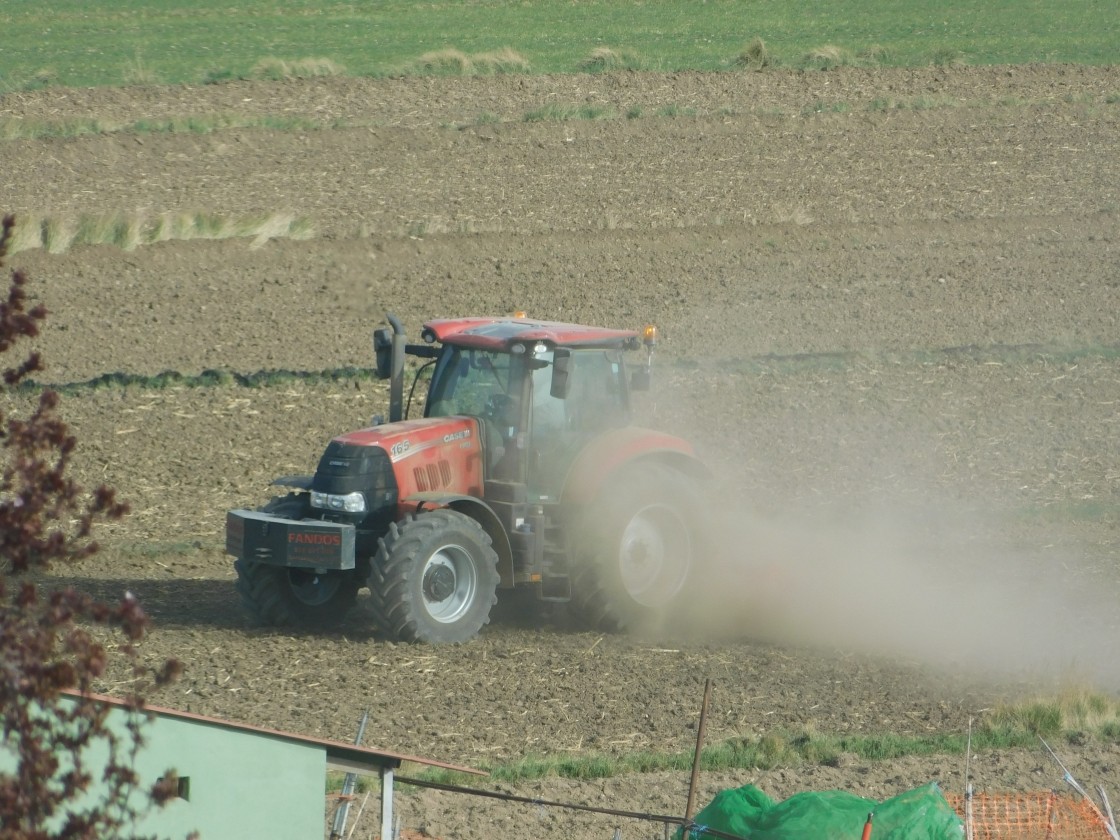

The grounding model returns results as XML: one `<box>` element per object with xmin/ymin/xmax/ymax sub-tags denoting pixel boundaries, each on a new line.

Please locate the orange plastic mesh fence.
<box><xmin>944</xmin><ymin>792</ymin><xmax>1114</xmax><ymax>840</ymax></box>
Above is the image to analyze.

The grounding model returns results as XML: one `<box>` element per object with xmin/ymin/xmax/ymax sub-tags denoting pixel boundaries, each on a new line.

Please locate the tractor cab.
<box><xmin>379</xmin><ymin>315</ymin><xmax>656</xmax><ymax>502</ymax></box>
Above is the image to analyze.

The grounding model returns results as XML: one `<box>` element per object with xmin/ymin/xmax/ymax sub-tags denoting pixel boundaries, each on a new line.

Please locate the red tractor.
<box><xmin>226</xmin><ymin>314</ymin><xmax>709</xmax><ymax>643</ymax></box>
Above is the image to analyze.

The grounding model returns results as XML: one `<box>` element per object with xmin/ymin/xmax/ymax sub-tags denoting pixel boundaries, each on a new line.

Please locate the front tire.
<box><xmin>234</xmin><ymin>494</ymin><xmax>361</xmax><ymax>626</ymax></box>
<box><xmin>236</xmin><ymin>560</ymin><xmax>361</xmax><ymax>626</ymax></box>
<box><xmin>369</xmin><ymin>509</ymin><xmax>499</xmax><ymax>643</ymax></box>
<box><xmin>571</xmin><ymin>463</ymin><xmax>703</xmax><ymax>633</ymax></box>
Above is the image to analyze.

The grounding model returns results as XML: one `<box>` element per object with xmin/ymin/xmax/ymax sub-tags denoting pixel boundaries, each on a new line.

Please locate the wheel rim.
<box><xmin>287</xmin><ymin>569</ymin><xmax>343</xmax><ymax>607</ymax></box>
<box><xmin>617</xmin><ymin>503</ymin><xmax>691</xmax><ymax>608</ymax></box>
<box><xmin>421</xmin><ymin>544</ymin><xmax>478</xmax><ymax>624</ymax></box>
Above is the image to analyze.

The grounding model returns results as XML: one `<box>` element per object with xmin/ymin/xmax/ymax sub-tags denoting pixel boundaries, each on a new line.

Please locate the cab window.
<box><xmin>427</xmin><ymin>347</ymin><xmax>514</xmax><ymax>419</ymax></box>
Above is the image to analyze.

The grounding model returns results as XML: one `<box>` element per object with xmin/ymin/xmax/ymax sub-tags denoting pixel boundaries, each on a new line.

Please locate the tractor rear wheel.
<box><xmin>571</xmin><ymin>463</ymin><xmax>702</xmax><ymax>633</ymax></box>
<box><xmin>369</xmin><ymin>509</ymin><xmax>499</xmax><ymax>643</ymax></box>
<box><xmin>234</xmin><ymin>495</ymin><xmax>361</xmax><ymax>626</ymax></box>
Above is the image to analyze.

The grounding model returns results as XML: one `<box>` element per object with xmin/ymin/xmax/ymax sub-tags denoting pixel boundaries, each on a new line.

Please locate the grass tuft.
<box><xmin>74</xmin><ymin>213</ymin><xmax>125</xmax><ymax>249</ymax></box>
<box><xmin>799</xmin><ymin>45</ymin><xmax>857</xmax><ymax>70</ymax></box>
<box><xmin>656</xmin><ymin>103</ymin><xmax>696</xmax><ymax>118</ymax></box>
<box><xmin>5</xmin><ymin>217</ymin><xmax>49</xmax><ymax>254</ymax></box>
<box><xmin>734</xmin><ymin>37</ymin><xmax>772</xmax><ymax>70</ymax></box>
<box><xmin>406</xmin><ymin>49</ymin><xmax>475</xmax><ymax>76</ymax></box>
<box><xmin>247</xmin><ymin>57</ymin><xmax>347</xmax><ymax>81</ymax></box>
<box><xmin>868</xmin><ymin>97</ymin><xmax>899</xmax><ymax>112</ymax></box>
<box><xmin>43</xmin><ymin>217</ymin><xmax>75</xmax><ymax>254</ymax></box>
<box><xmin>930</xmin><ymin>46</ymin><xmax>967</xmax><ymax>67</ymax></box>
<box><xmin>286</xmin><ymin>216</ymin><xmax>316</xmax><ymax>241</ymax></box>
<box><xmin>14</xmin><ymin>68</ymin><xmax>58</xmax><ymax>92</ymax></box>
<box><xmin>472</xmin><ymin>48</ymin><xmax>531</xmax><ymax>75</ymax></box>
<box><xmin>3</xmin><ymin>211</ymin><xmax>316</xmax><ymax>255</ymax></box>
<box><xmin>579</xmin><ymin>47</ymin><xmax>644</xmax><ymax>73</ymax></box>
<box><xmin>201</xmin><ymin>67</ymin><xmax>237</xmax><ymax>85</ymax></box>
<box><xmin>522</xmin><ymin>103</ymin><xmax>616</xmax><ymax>122</ymax></box>
<box><xmin>123</xmin><ymin>54</ymin><xmax>162</xmax><ymax>86</ymax></box>
<box><xmin>858</xmin><ymin>44</ymin><xmax>894</xmax><ymax>65</ymax></box>
<box><xmin>405</xmin><ymin>46</ymin><xmax>531</xmax><ymax>76</ymax></box>
<box><xmin>248</xmin><ymin>213</ymin><xmax>299</xmax><ymax>249</ymax></box>
<box><xmin>988</xmin><ymin>688</ymin><xmax>1120</xmax><ymax>737</ymax></box>
<box><xmin>403</xmin><ymin>47</ymin><xmax>529</xmax><ymax>76</ymax></box>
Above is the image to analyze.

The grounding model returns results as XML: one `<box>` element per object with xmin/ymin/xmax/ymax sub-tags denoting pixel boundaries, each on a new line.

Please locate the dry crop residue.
<box><xmin>3</xmin><ymin>65</ymin><xmax>1119</xmax><ymax>840</ymax></box>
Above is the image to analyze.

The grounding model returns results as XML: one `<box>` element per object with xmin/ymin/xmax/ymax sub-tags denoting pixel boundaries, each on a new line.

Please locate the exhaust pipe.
<box><xmin>373</xmin><ymin>313</ymin><xmax>407</xmax><ymax>423</ymax></box>
<box><xmin>386</xmin><ymin>313</ymin><xmax>406</xmax><ymax>423</ymax></box>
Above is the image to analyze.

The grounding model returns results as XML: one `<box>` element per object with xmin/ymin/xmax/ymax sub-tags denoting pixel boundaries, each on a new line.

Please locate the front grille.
<box><xmin>312</xmin><ymin>441</ymin><xmax>398</xmax><ymax>523</ymax></box>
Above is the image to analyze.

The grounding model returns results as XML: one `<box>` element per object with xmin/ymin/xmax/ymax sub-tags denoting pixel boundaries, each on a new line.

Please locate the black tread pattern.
<box><xmin>569</xmin><ymin>462</ymin><xmax>701</xmax><ymax>634</ymax></box>
<box><xmin>368</xmin><ymin>508</ymin><xmax>499</xmax><ymax>643</ymax></box>
<box><xmin>569</xmin><ymin>560</ymin><xmax>623</xmax><ymax>631</ymax></box>
<box><xmin>235</xmin><ymin>557</ymin><xmax>295</xmax><ymax>625</ymax></box>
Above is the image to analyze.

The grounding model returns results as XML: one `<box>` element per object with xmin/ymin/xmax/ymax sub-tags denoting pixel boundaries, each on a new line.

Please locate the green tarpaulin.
<box><xmin>678</xmin><ymin>782</ymin><xmax>963</xmax><ymax>840</ymax></box>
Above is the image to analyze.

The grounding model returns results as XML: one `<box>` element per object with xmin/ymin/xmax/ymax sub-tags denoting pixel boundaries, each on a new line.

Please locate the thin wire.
<box><xmin>395</xmin><ymin>775</ymin><xmax>749</xmax><ymax>840</ymax></box>
<box><xmin>1040</xmin><ymin>736</ymin><xmax>1120</xmax><ymax>840</ymax></box>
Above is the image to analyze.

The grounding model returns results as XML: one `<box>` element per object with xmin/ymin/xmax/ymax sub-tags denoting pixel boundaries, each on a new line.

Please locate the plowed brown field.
<box><xmin>3</xmin><ymin>65</ymin><xmax>1119</xmax><ymax>839</ymax></box>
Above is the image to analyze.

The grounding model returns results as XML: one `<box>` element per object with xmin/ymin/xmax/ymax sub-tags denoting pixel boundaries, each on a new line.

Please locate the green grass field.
<box><xmin>2</xmin><ymin>0</ymin><xmax>1117</xmax><ymax>90</ymax></box>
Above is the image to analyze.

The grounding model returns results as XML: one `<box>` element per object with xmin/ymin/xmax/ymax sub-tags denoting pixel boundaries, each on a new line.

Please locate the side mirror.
<box><xmin>630</xmin><ymin>367</ymin><xmax>651</xmax><ymax>392</ymax></box>
<box><xmin>550</xmin><ymin>349</ymin><xmax>572</xmax><ymax>399</ymax></box>
<box><xmin>373</xmin><ymin>327</ymin><xmax>393</xmax><ymax>379</ymax></box>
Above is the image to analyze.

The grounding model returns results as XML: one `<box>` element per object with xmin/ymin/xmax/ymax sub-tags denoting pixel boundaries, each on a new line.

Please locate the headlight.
<box><xmin>310</xmin><ymin>490</ymin><xmax>367</xmax><ymax>513</ymax></box>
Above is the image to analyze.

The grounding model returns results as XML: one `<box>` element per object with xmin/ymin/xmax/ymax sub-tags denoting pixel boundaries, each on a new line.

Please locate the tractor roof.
<box><xmin>421</xmin><ymin>317</ymin><xmax>641</xmax><ymax>352</ymax></box>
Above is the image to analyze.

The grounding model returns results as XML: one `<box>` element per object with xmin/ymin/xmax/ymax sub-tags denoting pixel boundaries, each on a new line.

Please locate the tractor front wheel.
<box><xmin>369</xmin><ymin>509</ymin><xmax>499</xmax><ymax>643</ymax></box>
<box><xmin>235</xmin><ymin>560</ymin><xmax>361</xmax><ymax>626</ymax></box>
<box><xmin>234</xmin><ymin>493</ymin><xmax>361</xmax><ymax>626</ymax></box>
<box><xmin>571</xmin><ymin>463</ymin><xmax>702</xmax><ymax>633</ymax></box>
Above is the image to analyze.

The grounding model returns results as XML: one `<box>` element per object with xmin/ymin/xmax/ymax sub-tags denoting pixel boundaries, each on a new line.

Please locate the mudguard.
<box><xmin>560</xmin><ymin>426</ymin><xmax>710</xmax><ymax>505</ymax></box>
<box><xmin>400</xmin><ymin>493</ymin><xmax>515</xmax><ymax>587</ymax></box>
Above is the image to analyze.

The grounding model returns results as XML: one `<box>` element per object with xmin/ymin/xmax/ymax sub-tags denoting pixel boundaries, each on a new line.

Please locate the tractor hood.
<box><xmin>336</xmin><ymin>416</ymin><xmax>485</xmax><ymax>500</ymax></box>
<box><xmin>337</xmin><ymin>416</ymin><xmax>479</xmax><ymax>464</ymax></box>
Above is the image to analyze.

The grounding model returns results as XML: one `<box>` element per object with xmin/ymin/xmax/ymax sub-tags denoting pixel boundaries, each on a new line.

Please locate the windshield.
<box><xmin>425</xmin><ymin>344</ymin><xmax>630</xmax><ymax>495</ymax></box>
<box><xmin>426</xmin><ymin>347</ymin><xmax>514</xmax><ymax>419</ymax></box>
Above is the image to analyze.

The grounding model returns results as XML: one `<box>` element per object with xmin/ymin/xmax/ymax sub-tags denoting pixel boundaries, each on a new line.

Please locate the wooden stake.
<box><xmin>685</xmin><ymin>678</ymin><xmax>714</xmax><ymax>823</ymax></box>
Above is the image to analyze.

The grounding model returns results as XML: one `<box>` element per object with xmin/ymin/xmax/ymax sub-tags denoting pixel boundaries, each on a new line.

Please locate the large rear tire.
<box><xmin>234</xmin><ymin>494</ymin><xmax>361</xmax><ymax>626</ymax></box>
<box><xmin>570</xmin><ymin>463</ymin><xmax>703</xmax><ymax>633</ymax></box>
<box><xmin>369</xmin><ymin>508</ymin><xmax>499</xmax><ymax>643</ymax></box>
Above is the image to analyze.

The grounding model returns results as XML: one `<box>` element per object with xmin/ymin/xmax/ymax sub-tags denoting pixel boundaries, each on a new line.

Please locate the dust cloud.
<box><xmin>683</xmin><ymin>497</ymin><xmax>1120</xmax><ymax>690</ymax></box>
